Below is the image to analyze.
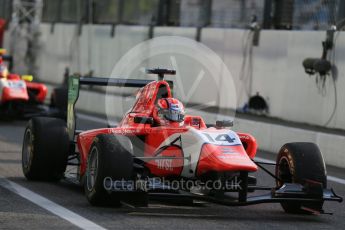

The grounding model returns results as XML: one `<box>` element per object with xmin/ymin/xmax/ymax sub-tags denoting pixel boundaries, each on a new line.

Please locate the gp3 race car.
<box><xmin>21</xmin><ymin>69</ymin><xmax>342</xmax><ymax>214</ymax></box>
<box><xmin>0</xmin><ymin>48</ymin><xmax>62</xmax><ymax>118</ymax></box>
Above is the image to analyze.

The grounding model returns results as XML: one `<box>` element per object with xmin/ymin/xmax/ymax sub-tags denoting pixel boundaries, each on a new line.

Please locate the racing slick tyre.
<box><xmin>85</xmin><ymin>134</ymin><xmax>145</xmax><ymax>207</ymax></box>
<box><xmin>275</xmin><ymin>142</ymin><xmax>327</xmax><ymax>214</ymax></box>
<box><xmin>22</xmin><ymin>117</ymin><xmax>69</xmax><ymax>181</ymax></box>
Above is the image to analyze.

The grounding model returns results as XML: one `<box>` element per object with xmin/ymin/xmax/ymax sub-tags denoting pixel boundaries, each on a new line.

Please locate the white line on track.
<box><xmin>255</xmin><ymin>157</ymin><xmax>345</xmax><ymax>185</ymax></box>
<box><xmin>0</xmin><ymin>177</ymin><xmax>106</xmax><ymax>230</ymax></box>
<box><xmin>327</xmin><ymin>176</ymin><xmax>345</xmax><ymax>185</ymax></box>
<box><xmin>78</xmin><ymin>113</ymin><xmax>345</xmax><ymax>186</ymax></box>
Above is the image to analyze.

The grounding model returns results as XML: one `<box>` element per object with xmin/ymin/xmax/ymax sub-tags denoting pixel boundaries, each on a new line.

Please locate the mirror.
<box><xmin>215</xmin><ymin>120</ymin><xmax>234</xmax><ymax>128</ymax></box>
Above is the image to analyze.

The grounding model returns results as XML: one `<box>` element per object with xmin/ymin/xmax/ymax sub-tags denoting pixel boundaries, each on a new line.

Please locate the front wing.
<box><xmin>104</xmin><ymin>178</ymin><xmax>342</xmax><ymax>213</ymax></box>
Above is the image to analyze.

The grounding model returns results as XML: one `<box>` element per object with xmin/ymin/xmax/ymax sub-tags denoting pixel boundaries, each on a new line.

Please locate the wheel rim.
<box><xmin>277</xmin><ymin>156</ymin><xmax>293</xmax><ymax>187</ymax></box>
<box><xmin>22</xmin><ymin>129</ymin><xmax>33</xmax><ymax>171</ymax></box>
<box><xmin>86</xmin><ymin>146</ymin><xmax>99</xmax><ymax>191</ymax></box>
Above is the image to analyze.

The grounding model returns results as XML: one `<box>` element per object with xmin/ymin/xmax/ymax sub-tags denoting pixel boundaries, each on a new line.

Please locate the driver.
<box><xmin>153</xmin><ymin>98</ymin><xmax>185</xmax><ymax>126</ymax></box>
<box><xmin>0</xmin><ymin>58</ymin><xmax>8</xmax><ymax>79</ymax></box>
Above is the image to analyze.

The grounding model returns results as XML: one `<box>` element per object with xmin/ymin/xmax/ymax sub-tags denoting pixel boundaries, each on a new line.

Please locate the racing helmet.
<box><xmin>154</xmin><ymin>98</ymin><xmax>185</xmax><ymax>125</ymax></box>
<box><xmin>0</xmin><ymin>62</ymin><xmax>8</xmax><ymax>79</ymax></box>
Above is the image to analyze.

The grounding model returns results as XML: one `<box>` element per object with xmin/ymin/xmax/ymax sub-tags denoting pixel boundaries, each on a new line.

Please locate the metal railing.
<box><xmin>292</xmin><ymin>0</ymin><xmax>339</xmax><ymax>30</ymax></box>
<box><xmin>1</xmin><ymin>0</ymin><xmax>344</xmax><ymax>30</ymax></box>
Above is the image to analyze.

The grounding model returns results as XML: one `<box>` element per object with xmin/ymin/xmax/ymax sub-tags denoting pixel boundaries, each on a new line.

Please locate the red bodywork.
<box><xmin>0</xmin><ymin>58</ymin><xmax>47</xmax><ymax>104</ymax></box>
<box><xmin>25</xmin><ymin>81</ymin><xmax>47</xmax><ymax>103</ymax></box>
<box><xmin>77</xmin><ymin>80</ymin><xmax>258</xmax><ymax>178</ymax></box>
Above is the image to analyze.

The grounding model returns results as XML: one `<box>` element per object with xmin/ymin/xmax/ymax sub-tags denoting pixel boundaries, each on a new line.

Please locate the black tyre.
<box><xmin>84</xmin><ymin>134</ymin><xmax>134</xmax><ymax>206</ymax></box>
<box><xmin>22</xmin><ymin>117</ymin><xmax>69</xmax><ymax>181</ymax></box>
<box><xmin>275</xmin><ymin>142</ymin><xmax>327</xmax><ymax>214</ymax></box>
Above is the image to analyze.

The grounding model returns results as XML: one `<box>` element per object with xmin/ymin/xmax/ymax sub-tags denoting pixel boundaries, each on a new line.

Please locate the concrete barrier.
<box><xmin>5</xmin><ymin>24</ymin><xmax>345</xmax><ymax>129</ymax></box>
<box><xmin>3</xmin><ymin>24</ymin><xmax>345</xmax><ymax>167</ymax></box>
<box><xmin>4</xmin><ymin>24</ymin><xmax>344</xmax><ymax>130</ymax></box>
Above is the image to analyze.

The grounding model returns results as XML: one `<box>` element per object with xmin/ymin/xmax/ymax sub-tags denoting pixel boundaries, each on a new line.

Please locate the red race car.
<box><xmin>0</xmin><ymin>48</ymin><xmax>54</xmax><ymax>118</ymax></box>
<box><xmin>21</xmin><ymin>69</ymin><xmax>342</xmax><ymax>214</ymax></box>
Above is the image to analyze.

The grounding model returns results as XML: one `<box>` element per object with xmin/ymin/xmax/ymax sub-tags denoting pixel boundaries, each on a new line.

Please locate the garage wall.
<box><xmin>36</xmin><ymin>24</ymin><xmax>150</xmax><ymax>84</ymax></box>
<box><xmin>3</xmin><ymin>23</ymin><xmax>345</xmax><ymax>131</ymax></box>
<box><xmin>201</xmin><ymin>28</ymin><xmax>345</xmax><ymax>130</ymax></box>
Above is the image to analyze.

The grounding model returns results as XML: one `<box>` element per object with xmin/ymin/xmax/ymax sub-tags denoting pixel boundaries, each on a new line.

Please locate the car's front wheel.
<box><xmin>275</xmin><ymin>142</ymin><xmax>327</xmax><ymax>214</ymax></box>
<box><xmin>84</xmin><ymin>134</ymin><xmax>135</xmax><ymax>206</ymax></box>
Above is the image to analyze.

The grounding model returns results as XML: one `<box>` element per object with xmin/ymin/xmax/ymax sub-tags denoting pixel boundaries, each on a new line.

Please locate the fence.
<box><xmin>293</xmin><ymin>0</ymin><xmax>340</xmax><ymax>30</ymax></box>
<box><xmin>0</xmin><ymin>0</ymin><xmax>344</xmax><ymax>30</ymax></box>
<box><xmin>0</xmin><ymin>0</ymin><xmax>12</xmax><ymax>23</ymax></box>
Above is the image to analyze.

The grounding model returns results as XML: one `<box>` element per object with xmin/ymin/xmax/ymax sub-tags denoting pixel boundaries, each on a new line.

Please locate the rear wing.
<box><xmin>67</xmin><ymin>75</ymin><xmax>172</xmax><ymax>140</ymax></box>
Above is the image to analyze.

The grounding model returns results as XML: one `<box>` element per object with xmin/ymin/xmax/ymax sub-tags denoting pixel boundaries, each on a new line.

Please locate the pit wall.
<box><xmin>4</xmin><ymin>23</ymin><xmax>344</xmax><ymax>130</ymax></box>
<box><xmin>3</xmin><ymin>24</ymin><xmax>345</xmax><ymax>167</ymax></box>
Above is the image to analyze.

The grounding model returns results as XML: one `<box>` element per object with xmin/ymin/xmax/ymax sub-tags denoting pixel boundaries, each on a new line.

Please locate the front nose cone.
<box><xmin>196</xmin><ymin>144</ymin><xmax>258</xmax><ymax>176</ymax></box>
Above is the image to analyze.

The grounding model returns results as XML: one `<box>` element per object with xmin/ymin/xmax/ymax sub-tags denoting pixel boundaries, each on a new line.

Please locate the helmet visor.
<box><xmin>159</xmin><ymin>108</ymin><xmax>184</xmax><ymax>122</ymax></box>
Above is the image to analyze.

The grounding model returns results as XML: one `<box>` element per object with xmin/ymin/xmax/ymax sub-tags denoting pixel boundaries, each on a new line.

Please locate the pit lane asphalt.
<box><xmin>0</xmin><ymin>116</ymin><xmax>345</xmax><ymax>230</ymax></box>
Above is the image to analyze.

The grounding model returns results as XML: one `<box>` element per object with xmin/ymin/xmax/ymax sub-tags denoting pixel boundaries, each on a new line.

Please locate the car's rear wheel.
<box><xmin>22</xmin><ymin>117</ymin><xmax>69</xmax><ymax>181</ymax></box>
<box><xmin>275</xmin><ymin>142</ymin><xmax>327</xmax><ymax>214</ymax></box>
<box><xmin>84</xmin><ymin>134</ymin><xmax>144</xmax><ymax>206</ymax></box>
